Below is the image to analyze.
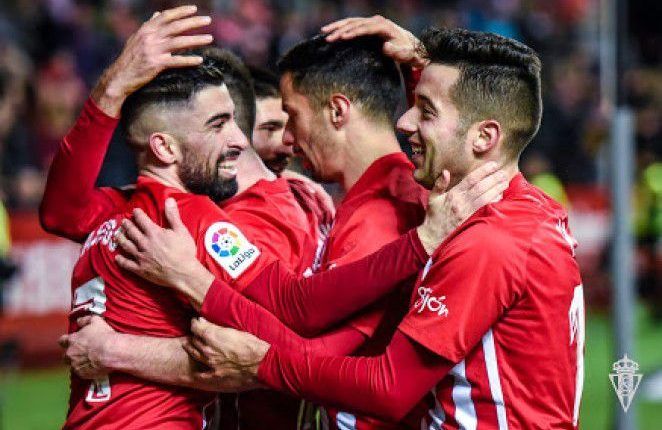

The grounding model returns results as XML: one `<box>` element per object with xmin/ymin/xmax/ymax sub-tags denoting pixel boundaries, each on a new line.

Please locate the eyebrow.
<box><xmin>205</xmin><ymin>112</ymin><xmax>232</xmax><ymax>126</ymax></box>
<box><xmin>416</xmin><ymin>93</ymin><xmax>437</xmax><ymax>110</ymax></box>
<box><xmin>258</xmin><ymin>120</ymin><xmax>285</xmax><ymax>128</ymax></box>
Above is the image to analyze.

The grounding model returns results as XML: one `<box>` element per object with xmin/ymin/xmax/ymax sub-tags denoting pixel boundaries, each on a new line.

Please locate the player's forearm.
<box><xmin>89</xmin><ymin>62</ymin><xmax>132</xmax><ymax>118</ymax></box>
<box><xmin>258</xmin><ymin>331</ymin><xmax>452</xmax><ymax>422</ymax></box>
<box><xmin>100</xmin><ymin>332</ymin><xmax>217</xmax><ymax>391</ymax></box>
<box><xmin>201</xmin><ymin>280</ymin><xmax>365</xmax><ymax>355</ymax></box>
<box><xmin>39</xmin><ymin>98</ymin><xmax>120</xmax><ymax>241</ymax></box>
<box><xmin>234</xmin><ymin>229</ymin><xmax>427</xmax><ymax>336</ymax></box>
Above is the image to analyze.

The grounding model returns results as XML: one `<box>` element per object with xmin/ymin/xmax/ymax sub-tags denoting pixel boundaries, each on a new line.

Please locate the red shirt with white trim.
<box><xmin>64</xmin><ymin>176</ymin><xmax>275</xmax><ymax>430</ymax></box>
<box><xmin>398</xmin><ymin>173</ymin><xmax>584</xmax><ymax>429</ymax></box>
<box><xmin>321</xmin><ymin>152</ymin><xmax>427</xmax><ymax>430</ymax></box>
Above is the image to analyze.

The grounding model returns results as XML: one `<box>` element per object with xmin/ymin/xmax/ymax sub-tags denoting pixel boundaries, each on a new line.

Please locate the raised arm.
<box><xmin>40</xmin><ymin>5</ymin><xmax>214</xmax><ymax>241</ymax></box>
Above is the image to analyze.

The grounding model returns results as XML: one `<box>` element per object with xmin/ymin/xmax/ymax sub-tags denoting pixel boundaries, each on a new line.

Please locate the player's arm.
<box><xmin>186</xmin><ymin>226</ymin><xmax>520</xmax><ymax>420</ymax></box>
<box><xmin>59</xmin><ymin>316</ymin><xmax>259</xmax><ymax>391</ymax></box>
<box><xmin>187</xmin><ymin>324</ymin><xmax>452</xmax><ymax>422</ymax></box>
<box><xmin>39</xmin><ymin>5</ymin><xmax>213</xmax><ymax>241</ymax></box>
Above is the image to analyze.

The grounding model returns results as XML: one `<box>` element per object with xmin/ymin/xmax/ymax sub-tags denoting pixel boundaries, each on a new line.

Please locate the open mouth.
<box><xmin>217</xmin><ymin>149</ymin><xmax>242</xmax><ymax>175</ymax></box>
<box><xmin>409</xmin><ymin>140</ymin><xmax>425</xmax><ymax>167</ymax></box>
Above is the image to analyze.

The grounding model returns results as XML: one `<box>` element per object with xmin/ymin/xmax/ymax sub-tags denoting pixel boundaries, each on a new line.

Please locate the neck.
<box><xmin>340</xmin><ymin>124</ymin><xmax>402</xmax><ymax>192</ymax></box>
<box><xmin>235</xmin><ymin>147</ymin><xmax>277</xmax><ymax>194</ymax></box>
<box><xmin>140</xmin><ymin>166</ymin><xmax>187</xmax><ymax>191</ymax></box>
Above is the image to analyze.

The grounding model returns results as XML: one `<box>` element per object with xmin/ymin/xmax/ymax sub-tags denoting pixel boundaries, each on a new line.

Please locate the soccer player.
<box><xmin>112</xmin><ymin>20</ymin><xmax>585</xmax><ymax>429</ymax></box>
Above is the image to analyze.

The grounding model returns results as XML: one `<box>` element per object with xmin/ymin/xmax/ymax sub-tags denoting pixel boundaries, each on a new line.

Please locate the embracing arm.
<box><xmin>259</xmin><ymin>330</ymin><xmax>453</xmax><ymax>422</ymax></box>
<box><xmin>61</xmin><ymin>316</ymin><xmax>243</xmax><ymax>391</ymax></box>
<box><xmin>203</xmin><ymin>230</ymin><xmax>425</xmax><ymax>336</ymax></box>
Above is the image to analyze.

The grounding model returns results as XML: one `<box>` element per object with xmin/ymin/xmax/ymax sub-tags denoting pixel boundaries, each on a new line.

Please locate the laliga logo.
<box><xmin>210</xmin><ymin>228</ymin><xmax>241</xmax><ymax>257</ymax></box>
<box><xmin>609</xmin><ymin>354</ymin><xmax>643</xmax><ymax>412</ymax></box>
<box><xmin>414</xmin><ymin>286</ymin><xmax>449</xmax><ymax>317</ymax></box>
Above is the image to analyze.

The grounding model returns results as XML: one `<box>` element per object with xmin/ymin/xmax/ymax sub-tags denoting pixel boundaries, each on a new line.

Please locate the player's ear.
<box><xmin>328</xmin><ymin>93</ymin><xmax>350</xmax><ymax>130</ymax></box>
<box><xmin>148</xmin><ymin>133</ymin><xmax>181</xmax><ymax>165</ymax></box>
<box><xmin>471</xmin><ymin>120</ymin><xmax>501</xmax><ymax>156</ymax></box>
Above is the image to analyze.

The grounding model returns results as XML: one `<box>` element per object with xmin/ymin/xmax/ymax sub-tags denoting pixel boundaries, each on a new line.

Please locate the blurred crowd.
<box><xmin>0</xmin><ymin>0</ymin><xmax>659</xmax><ymax>312</ymax></box>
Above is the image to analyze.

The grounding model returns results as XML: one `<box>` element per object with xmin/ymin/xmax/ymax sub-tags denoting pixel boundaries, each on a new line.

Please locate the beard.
<box><xmin>179</xmin><ymin>148</ymin><xmax>239</xmax><ymax>203</ymax></box>
<box><xmin>264</xmin><ymin>153</ymin><xmax>291</xmax><ymax>175</ymax></box>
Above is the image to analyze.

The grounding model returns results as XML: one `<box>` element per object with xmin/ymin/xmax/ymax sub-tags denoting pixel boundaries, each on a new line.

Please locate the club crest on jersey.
<box><xmin>414</xmin><ymin>286</ymin><xmax>449</xmax><ymax>317</ymax></box>
<box><xmin>205</xmin><ymin>222</ymin><xmax>260</xmax><ymax>279</ymax></box>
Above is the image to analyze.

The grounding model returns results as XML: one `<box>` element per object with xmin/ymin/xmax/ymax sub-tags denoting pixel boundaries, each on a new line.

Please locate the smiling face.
<box><xmin>174</xmin><ymin>84</ymin><xmax>249</xmax><ymax>202</ymax></box>
<box><xmin>252</xmin><ymin>96</ymin><xmax>292</xmax><ymax>174</ymax></box>
<box><xmin>397</xmin><ymin>64</ymin><xmax>473</xmax><ymax>189</ymax></box>
<box><xmin>279</xmin><ymin>73</ymin><xmax>343</xmax><ymax>182</ymax></box>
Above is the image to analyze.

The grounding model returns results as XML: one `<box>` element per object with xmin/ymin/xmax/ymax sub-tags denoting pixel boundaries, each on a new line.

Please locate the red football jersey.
<box><xmin>47</xmin><ymin>101</ymin><xmax>330</xmax><ymax>430</ymax></box>
<box><xmin>220</xmin><ymin>177</ymin><xmax>331</xmax><ymax>430</ymax></box>
<box><xmin>64</xmin><ymin>176</ymin><xmax>276</xmax><ymax>430</ymax></box>
<box><xmin>397</xmin><ymin>173</ymin><xmax>584</xmax><ymax>429</ymax></box>
<box><xmin>319</xmin><ymin>152</ymin><xmax>428</xmax><ymax>430</ymax></box>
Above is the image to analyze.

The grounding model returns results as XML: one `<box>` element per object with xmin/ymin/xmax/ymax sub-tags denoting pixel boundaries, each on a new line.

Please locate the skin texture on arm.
<box><xmin>39</xmin><ymin>5</ymin><xmax>213</xmax><ymax>241</ymax></box>
<box><xmin>59</xmin><ymin>316</ymin><xmax>254</xmax><ymax>392</ymax></box>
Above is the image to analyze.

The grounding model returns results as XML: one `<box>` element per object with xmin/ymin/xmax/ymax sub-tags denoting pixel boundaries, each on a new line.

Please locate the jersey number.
<box><xmin>73</xmin><ymin>277</ymin><xmax>112</xmax><ymax>403</ymax></box>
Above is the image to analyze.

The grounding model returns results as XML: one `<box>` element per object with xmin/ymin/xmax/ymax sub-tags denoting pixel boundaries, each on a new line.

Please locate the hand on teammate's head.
<box><xmin>92</xmin><ymin>5</ymin><xmax>214</xmax><ymax>116</ymax></box>
<box><xmin>321</xmin><ymin>16</ymin><xmax>427</xmax><ymax>68</ymax></box>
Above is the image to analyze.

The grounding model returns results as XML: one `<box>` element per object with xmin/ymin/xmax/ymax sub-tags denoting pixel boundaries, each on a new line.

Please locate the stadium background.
<box><xmin>0</xmin><ymin>0</ymin><xmax>659</xmax><ymax>428</ymax></box>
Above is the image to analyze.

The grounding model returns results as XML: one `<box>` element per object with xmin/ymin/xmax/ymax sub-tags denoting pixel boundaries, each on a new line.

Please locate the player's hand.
<box><xmin>58</xmin><ymin>316</ymin><xmax>115</xmax><ymax>380</ymax></box>
<box><xmin>322</xmin><ymin>16</ymin><xmax>427</xmax><ymax>68</ymax></box>
<box><xmin>91</xmin><ymin>5</ymin><xmax>213</xmax><ymax>117</ymax></box>
<box><xmin>416</xmin><ymin>162</ymin><xmax>509</xmax><ymax>255</ymax></box>
<box><xmin>184</xmin><ymin>318</ymin><xmax>269</xmax><ymax>392</ymax></box>
<box><xmin>114</xmin><ymin>198</ymin><xmax>214</xmax><ymax>307</ymax></box>
<box><xmin>281</xmin><ymin>169</ymin><xmax>336</xmax><ymax>218</ymax></box>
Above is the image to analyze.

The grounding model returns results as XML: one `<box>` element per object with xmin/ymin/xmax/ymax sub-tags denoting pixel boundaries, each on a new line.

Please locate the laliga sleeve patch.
<box><xmin>205</xmin><ymin>222</ymin><xmax>261</xmax><ymax>279</ymax></box>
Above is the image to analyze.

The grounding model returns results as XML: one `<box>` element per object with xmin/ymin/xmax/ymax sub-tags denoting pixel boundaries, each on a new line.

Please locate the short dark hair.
<box><xmin>199</xmin><ymin>47</ymin><xmax>256</xmax><ymax>140</ymax></box>
<box><xmin>249</xmin><ymin>66</ymin><xmax>280</xmax><ymax>100</ymax></box>
<box><xmin>121</xmin><ymin>54</ymin><xmax>225</xmax><ymax>148</ymax></box>
<box><xmin>278</xmin><ymin>35</ymin><xmax>401</xmax><ymax>126</ymax></box>
<box><xmin>420</xmin><ymin>28</ymin><xmax>543</xmax><ymax>159</ymax></box>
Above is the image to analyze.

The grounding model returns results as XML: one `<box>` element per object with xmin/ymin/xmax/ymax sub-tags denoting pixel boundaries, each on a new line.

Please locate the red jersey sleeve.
<box><xmin>40</xmin><ymin>98</ymin><xmax>128</xmax><ymax>242</ymax></box>
<box><xmin>202</xmin><ymin>229</ymin><xmax>428</xmax><ymax>336</ymax></box>
<box><xmin>198</xmin><ymin>277</ymin><xmax>364</xmax><ymax>355</ymax></box>
<box><xmin>181</xmin><ymin>197</ymin><xmax>278</xmax><ymax>288</ymax></box>
<box><xmin>258</xmin><ymin>330</ymin><xmax>454</xmax><ymax>422</ymax></box>
<box><xmin>399</xmin><ymin>222</ymin><xmax>525</xmax><ymax>363</ymax></box>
